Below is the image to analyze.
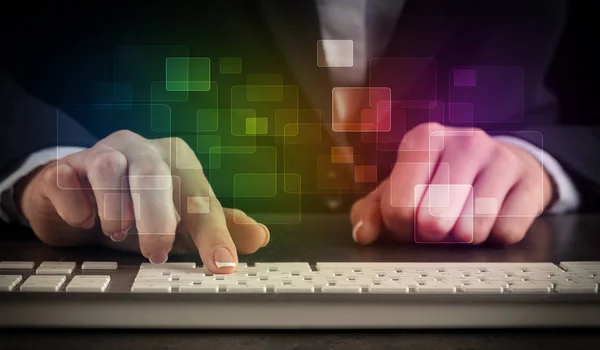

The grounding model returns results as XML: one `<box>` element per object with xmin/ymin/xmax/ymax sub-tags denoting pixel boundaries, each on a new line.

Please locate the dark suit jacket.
<box><xmin>1</xmin><ymin>0</ymin><xmax>598</xmax><ymax>223</ymax></box>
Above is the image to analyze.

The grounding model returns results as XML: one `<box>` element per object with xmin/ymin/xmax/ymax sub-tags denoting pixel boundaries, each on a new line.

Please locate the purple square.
<box><xmin>448</xmin><ymin>102</ymin><xmax>473</xmax><ymax>123</ymax></box>
<box><xmin>453</xmin><ymin>69</ymin><xmax>477</xmax><ymax>87</ymax></box>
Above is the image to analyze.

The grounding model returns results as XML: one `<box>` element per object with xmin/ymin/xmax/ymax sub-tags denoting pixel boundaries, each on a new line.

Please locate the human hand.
<box><xmin>15</xmin><ymin>130</ymin><xmax>270</xmax><ymax>273</ymax></box>
<box><xmin>350</xmin><ymin>123</ymin><xmax>554</xmax><ymax>245</ymax></box>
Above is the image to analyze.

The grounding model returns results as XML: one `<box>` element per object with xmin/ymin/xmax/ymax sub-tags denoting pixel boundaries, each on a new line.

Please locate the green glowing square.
<box><xmin>234</xmin><ymin>173</ymin><xmax>277</xmax><ymax>197</ymax></box>
<box><xmin>197</xmin><ymin>135</ymin><xmax>220</xmax><ymax>154</ymax></box>
<box><xmin>196</xmin><ymin>109</ymin><xmax>219</xmax><ymax>132</ymax></box>
<box><xmin>150</xmin><ymin>104</ymin><xmax>171</xmax><ymax>132</ymax></box>
<box><xmin>246</xmin><ymin>74</ymin><xmax>283</xmax><ymax>101</ymax></box>
<box><xmin>245</xmin><ymin>117</ymin><xmax>268</xmax><ymax>135</ymax></box>
<box><xmin>166</xmin><ymin>57</ymin><xmax>210</xmax><ymax>91</ymax></box>
<box><xmin>284</xmin><ymin>173</ymin><xmax>302</xmax><ymax>193</ymax></box>
<box><xmin>151</xmin><ymin>81</ymin><xmax>188</xmax><ymax>102</ymax></box>
<box><xmin>219</xmin><ymin>57</ymin><xmax>242</xmax><ymax>74</ymax></box>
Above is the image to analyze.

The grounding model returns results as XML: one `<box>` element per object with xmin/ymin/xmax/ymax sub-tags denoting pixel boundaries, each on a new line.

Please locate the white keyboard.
<box><xmin>1</xmin><ymin>260</ymin><xmax>600</xmax><ymax>328</ymax></box>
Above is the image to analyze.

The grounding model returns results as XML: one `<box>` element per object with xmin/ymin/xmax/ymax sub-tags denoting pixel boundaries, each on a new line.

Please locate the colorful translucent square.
<box><xmin>453</xmin><ymin>69</ymin><xmax>477</xmax><ymax>87</ymax></box>
<box><xmin>196</xmin><ymin>109</ymin><xmax>219</xmax><ymax>132</ymax></box>
<box><xmin>219</xmin><ymin>57</ymin><xmax>242</xmax><ymax>74</ymax></box>
<box><xmin>166</xmin><ymin>57</ymin><xmax>210</xmax><ymax>91</ymax></box>
<box><xmin>245</xmin><ymin>117</ymin><xmax>268</xmax><ymax>135</ymax></box>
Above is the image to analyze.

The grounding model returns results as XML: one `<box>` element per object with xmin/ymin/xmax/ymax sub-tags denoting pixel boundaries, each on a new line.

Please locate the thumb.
<box><xmin>349</xmin><ymin>179</ymin><xmax>387</xmax><ymax>245</ymax></box>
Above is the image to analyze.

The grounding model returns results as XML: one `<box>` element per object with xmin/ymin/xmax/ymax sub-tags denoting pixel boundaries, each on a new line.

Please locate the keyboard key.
<box><xmin>367</xmin><ymin>285</ymin><xmax>410</xmax><ymax>293</ymax></box>
<box><xmin>36</xmin><ymin>266</ymin><xmax>75</xmax><ymax>274</ymax></box>
<box><xmin>274</xmin><ymin>285</ymin><xmax>315</xmax><ymax>293</ymax></box>
<box><xmin>321</xmin><ymin>286</ymin><xmax>362</xmax><ymax>293</ymax></box>
<box><xmin>463</xmin><ymin>285</ymin><xmax>504</xmax><ymax>293</ymax></box>
<box><xmin>66</xmin><ymin>284</ymin><xmax>108</xmax><ymax>292</ymax></box>
<box><xmin>415</xmin><ymin>285</ymin><xmax>457</xmax><ymax>293</ymax></box>
<box><xmin>225</xmin><ymin>285</ymin><xmax>267</xmax><ymax>293</ymax></box>
<box><xmin>81</xmin><ymin>261</ymin><xmax>118</xmax><ymax>270</ymax></box>
<box><xmin>140</xmin><ymin>262</ymin><xmax>196</xmax><ymax>269</ymax></box>
<box><xmin>20</xmin><ymin>275</ymin><xmax>65</xmax><ymax>292</ymax></box>
<box><xmin>0</xmin><ymin>275</ymin><xmax>22</xmax><ymax>291</ymax></box>
<box><xmin>131</xmin><ymin>284</ymin><xmax>172</xmax><ymax>293</ymax></box>
<box><xmin>0</xmin><ymin>261</ymin><xmax>35</xmax><ymax>269</ymax></box>
<box><xmin>179</xmin><ymin>285</ymin><xmax>219</xmax><ymax>293</ymax></box>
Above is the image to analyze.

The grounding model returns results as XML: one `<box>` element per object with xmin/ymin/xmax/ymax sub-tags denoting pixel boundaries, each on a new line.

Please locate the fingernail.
<box><xmin>258</xmin><ymin>223</ymin><xmax>270</xmax><ymax>247</ymax></box>
<box><xmin>213</xmin><ymin>246</ymin><xmax>236</xmax><ymax>268</ymax></box>
<box><xmin>110</xmin><ymin>231</ymin><xmax>126</xmax><ymax>242</ymax></box>
<box><xmin>149</xmin><ymin>250</ymin><xmax>168</xmax><ymax>264</ymax></box>
<box><xmin>109</xmin><ymin>225</ymin><xmax>130</xmax><ymax>242</ymax></box>
<box><xmin>352</xmin><ymin>220</ymin><xmax>364</xmax><ymax>243</ymax></box>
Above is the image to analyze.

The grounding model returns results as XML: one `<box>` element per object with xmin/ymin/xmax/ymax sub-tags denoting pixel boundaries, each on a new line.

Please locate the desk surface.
<box><xmin>1</xmin><ymin>213</ymin><xmax>600</xmax><ymax>349</ymax></box>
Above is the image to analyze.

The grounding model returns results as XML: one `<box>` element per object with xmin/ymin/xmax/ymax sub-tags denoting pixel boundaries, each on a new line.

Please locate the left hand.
<box><xmin>350</xmin><ymin>123</ymin><xmax>555</xmax><ymax>245</ymax></box>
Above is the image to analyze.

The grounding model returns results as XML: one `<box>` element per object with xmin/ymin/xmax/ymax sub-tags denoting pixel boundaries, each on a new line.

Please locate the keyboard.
<box><xmin>1</xmin><ymin>260</ymin><xmax>600</xmax><ymax>328</ymax></box>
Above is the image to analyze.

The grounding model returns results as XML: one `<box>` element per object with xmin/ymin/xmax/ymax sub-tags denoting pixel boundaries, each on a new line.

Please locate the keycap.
<box><xmin>131</xmin><ymin>284</ymin><xmax>172</xmax><ymax>293</ymax></box>
<box><xmin>36</xmin><ymin>266</ymin><xmax>75</xmax><ymax>274</ymax></box>
<box><xmin>179</xmin><ymin>285</ymin><xmax>219</xmax><ymax>293</ymax></box>
<box><xmin>274</xmin><ymin>285</ymin><xmax>315</xmax><ymax>293</ymax></box>
<box><xmin>140</xmin><ymin>262</ymin><xmax>197</xmax><ymax>269</ymax></box>
<box><xmin>225</xmin><ymin>285</ymin><xmax>267</xmax><ymax>293</ymax></box>
<box><xmin>367</xmin><ymin>285</ymin><xmax>410</xmax><ymax>293</ymax></box>
<box><xmin>509</xmin><ymin>284</ymin><xmax>552</xmax><ymax>293</ymax></box>
<box><xmin>415</xmin><ymin>284</ymin><xmax>457</xmax><ymax>293</ymax></box>
<box><xmin>20</xmin><ymin>275</ymin><xmax>65</xmax><ymax>292</ymax></box>
<box><xmin>0</xmin><ymin>261</ymin><xmax>35</xmax><ymax>269</ymax></box>
<box><xmin>0</xmin><ymin>275</ymin><xmax>22</xmax><ymax>291</ymax></box>
<box><xmin>463</xmin><ymin>285</ymin><xmax>504</xmax><ymax>293</ymax></box>
<box><xmin>321</xmin><ymin>286</ymin><xmax>362</xmax><ymax>293</ymax></box>
<box><xmin>36</xmin><ymin>262</ymin><xmax>76</xmax><ymax>275</ymax></box>
<box><xmin>81</xmin><ymin>261</ymin><xmax>118</xmax><ymax>270</ymax></box>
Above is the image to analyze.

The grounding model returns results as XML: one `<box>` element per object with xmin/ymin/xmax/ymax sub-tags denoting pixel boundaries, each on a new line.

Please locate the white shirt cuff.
<box><xmin>494</xmin><ymin>135</ymin><xmax>580</xmax><ymax>214</ymax></box>
<box><xmin>0</xmin><ymin>147</ymin><xmax>86</xmax><ymax>222</ymax></box>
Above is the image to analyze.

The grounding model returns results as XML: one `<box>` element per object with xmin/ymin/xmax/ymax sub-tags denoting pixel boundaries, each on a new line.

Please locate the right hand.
<box><xmin>15</xmin><ymin>130</ymin><xmax>270</xmax><ymax>273</ymax></box>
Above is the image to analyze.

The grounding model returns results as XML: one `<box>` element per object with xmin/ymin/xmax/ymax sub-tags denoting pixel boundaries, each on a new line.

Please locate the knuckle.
<box><xmin>131</xmin><ymin>157</ymin><xmax>171</xmax><ymax>177</ymax></box>
<box><xmin>110</xmin><ymin>129</ymin><xmax>138</xmax><ymax>140</ymax></box>
<box><xmin>494</xmin><ymin>144</ymin><xmax>520</xmax><ymax>169</ymax></box>
<box><xmin>41</xmin><ymin>163</ymin><xmax>60</xmax><ymax>186</ymax></box>
<box><xmin>88</xmin><ymin>150</ymin><xmax>128</xmax><ymax>178</ymax></box>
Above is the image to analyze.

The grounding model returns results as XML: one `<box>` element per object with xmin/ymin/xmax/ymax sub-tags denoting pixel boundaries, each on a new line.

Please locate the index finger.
<box><xmin>158</xmin><ymin>138</ymin><xmax>239</xmax><ymax>274</ymax></box>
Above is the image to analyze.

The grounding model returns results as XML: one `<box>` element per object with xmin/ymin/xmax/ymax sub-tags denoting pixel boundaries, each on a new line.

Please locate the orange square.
<box><xmin>331</xmin><ymin>146</ymin><xmax>354</xmax><ymax>164</ymax></box>
<box><xmin>355</xmin><ymin>165</ymin><xmax>377</xmax><ymax>183</ymax></box>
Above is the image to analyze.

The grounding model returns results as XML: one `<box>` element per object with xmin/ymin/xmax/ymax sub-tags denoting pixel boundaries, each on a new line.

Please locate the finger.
<box><xmin>417</xmin><ymin>131</ymin><xmax>491</xmax><ymax>242</ymax></box>
<box><xmin>166</xmin><ymin>138</ymin><xmax>239</xmax><ymax>273</ymax></box>
<box><xmin>380</xmin><ymin>124</ymin><xmax>442</xmax><ymax>241</ymax></box>
<box><xmin>350</xmin><ymin>185</ymin><xmax>383</xmax><ymax>245</ymax></box>
<box><xmin>68</xmin><ymin>146</ymin><xmax>135</xmax><ymax>242</ymax></box>
<box><xmin>43</xmin><ymin>163</ymin><xmax>96</xmax><ymax>230</ymax></box>
<box><xmin>490</xmin><ymin>179</ymin><xmax>543</xmax><ymax>245</ymax></box>
<box><xmin>128</xmin><ymin>155</ymin><xmax>178</xmax><ymax>264</ymax></box>
<box><xmin>223</xmin><ymin>208</ymin><xmax>270</xmax><ymax>254</ymax></box>
<box><xmin>453</xmin><ymin>147</ymin><xmax>521</xmax><ymax>244</ymax></box>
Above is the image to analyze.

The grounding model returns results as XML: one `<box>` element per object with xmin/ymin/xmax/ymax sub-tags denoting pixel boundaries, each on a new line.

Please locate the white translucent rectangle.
<box><xmin>318</xmin><ymin>40</ymin><xmax>353</xmax><ymax>67</ymax></box>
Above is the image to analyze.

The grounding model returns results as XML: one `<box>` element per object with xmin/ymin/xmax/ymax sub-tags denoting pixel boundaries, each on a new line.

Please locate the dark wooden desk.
<box><xmin>1</xmin><ymin>213</ymin><xmax>600</xmax><ymax>349</ymax></box>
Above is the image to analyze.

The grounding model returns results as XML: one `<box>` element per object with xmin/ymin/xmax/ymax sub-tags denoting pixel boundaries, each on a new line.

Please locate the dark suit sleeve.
<box><xmin>509</xmin><ymin>126</ymin><xmax>600</xmax><ymax>212</ymax></box>
<box><xmin>0</xmin><ymin>67</ymin><xmax>97</xmax><ymax>180</ymax></box>
<box><xmin>447</xmin><ymin>0</ymin><xmax>600</xmax><ymax>211</ymax></box>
